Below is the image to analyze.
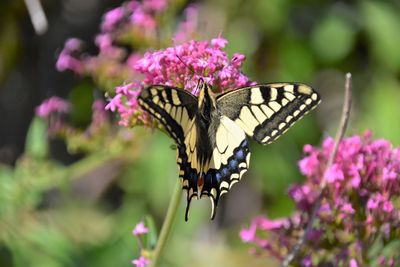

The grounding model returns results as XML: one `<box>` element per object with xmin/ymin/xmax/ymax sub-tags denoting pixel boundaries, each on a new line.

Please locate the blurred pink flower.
<box><xmin>143</xmin><ymin>0</ymin><xmax>167</xmax><ymax>12</ymax></box>
<box><xmin>132</xmin><ymin>221</ymin><xmax>148</xmax><ymax>236</ymax></box>
<box><xmin>36</xmin><ymin>96</ymin><xmax>70</xmax><ymax>118</ymax></box>
<box><xmin>131</xmin><ymin>7</ymin><xmax>156</xmax><ymax>29</ymax></box>
<box><xmin>239</xmin><ymin>220</ymin><xmax>257</xmax><ymax>243</ymax></box>
<box><xmin>132</xmin><ymin>256</ymin><xmax>150</xmax><ymax>267</ymax></box>
<box><xmin>350</xmin><ymin>259</ymin><xmax>358</xmax><ymax>267</ymax></box>
<box><xmin>173</xmin><ymin>5</ymin><xmax>199</xmax><ymax>43</ymax></box>
<box><xmin>101</xmin><ymin>7</ymin><xmax>125</xmax><ymax>32</ymax></box>
<box><xmin>56</xmin><ymin>38</ymin><xmax>83</xmax><ymax>73</ymax></box>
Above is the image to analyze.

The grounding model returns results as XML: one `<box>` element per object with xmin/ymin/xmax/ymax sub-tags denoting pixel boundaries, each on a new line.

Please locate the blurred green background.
<box><xmin>1</xmin><ymin>0</ymin><xmax>400</xmax><ymax>266</ymax></box>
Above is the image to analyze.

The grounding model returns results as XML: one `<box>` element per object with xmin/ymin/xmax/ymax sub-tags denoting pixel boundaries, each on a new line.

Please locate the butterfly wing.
<box><xmin>202</xmin><ymin>116</ymin><xmax>250</xmax><ymax>220</ymax></box>
<box><xmin>216</xmin><ymin>83</ymin><xmax>320</xmax><ymax>144</ymax></box>
<box><xmin>138</xmin><ymin>85</ymin><xmax>197</xmax><ymax>144</ymax></box>
<box><xmin>139</xmin><ymin>86</ymin><xmax>200</xmax><ymax>220</ymax></box>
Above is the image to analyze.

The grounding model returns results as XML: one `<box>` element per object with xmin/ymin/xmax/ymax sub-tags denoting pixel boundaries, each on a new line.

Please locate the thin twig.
<box><xmin>280</xmin><ymin>73</ymin><xmax>353</xmax><ymax>267</ymax></box>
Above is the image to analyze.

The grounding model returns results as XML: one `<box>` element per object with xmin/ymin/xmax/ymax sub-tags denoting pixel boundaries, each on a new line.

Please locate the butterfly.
<box><xmin>138</xmin><ymin>79</ymin><xmax>320</xmax><ymax>221</ymax></box>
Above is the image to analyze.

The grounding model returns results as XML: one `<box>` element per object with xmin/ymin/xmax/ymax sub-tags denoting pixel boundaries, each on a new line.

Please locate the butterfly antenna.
<box><xmin>176</xmin><ymin>55</ymin><xmax>195</xmax><ymax>75</ymax></box>
<box><xmin>176</xmin><ymin>54</ymin><xmax>204</xmax><ymax>95</ymax></box>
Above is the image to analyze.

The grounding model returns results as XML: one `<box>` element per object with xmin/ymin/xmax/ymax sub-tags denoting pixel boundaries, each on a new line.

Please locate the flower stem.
<box><xmin>151</xmin><ymin>180</ymin><xmax>182</xmax><ymax>267</ymax></box>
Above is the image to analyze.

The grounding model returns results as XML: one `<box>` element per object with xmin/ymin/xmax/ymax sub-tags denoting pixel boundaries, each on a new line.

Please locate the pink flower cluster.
<box><xmin>241</xmin><ymin>132</ymin><xmax>400</xmax><ymax>266</ymax></box>
<box><xmin>107</xmin><ymin>37</ymin><xmax>252</xmax><ymax>127</ymax></box>
<box><xmin>135</xmin><ymin>37</ymin><xmax>250</xmax><ymax>93</ymax></box>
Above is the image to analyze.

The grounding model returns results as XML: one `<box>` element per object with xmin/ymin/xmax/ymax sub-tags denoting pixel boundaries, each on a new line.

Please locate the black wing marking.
<box><xmin>216</xmin><ymin>83</ymin><xmax>321</xmax><ymax>145</ymax></box>
<box><xmin>138</xmin><ymin>85</ymin><xmax>197</xmax><ymax>144</ymax></box>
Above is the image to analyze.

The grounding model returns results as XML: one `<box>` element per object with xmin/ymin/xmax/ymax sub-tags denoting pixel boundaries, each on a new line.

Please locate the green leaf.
<box><xmin>25</xmin><ymin>117</ymin><xmax>48</xmax><ymax>159</ymax></box>
<box><xmin>145</xmin><ymin>215</ymin><xmax>158</xmax><ymax>250</ymax></box>
<box><xmin>68</xmin><ymin>81</ymin><xmax>94</xmax><ymax>128</ymax></box>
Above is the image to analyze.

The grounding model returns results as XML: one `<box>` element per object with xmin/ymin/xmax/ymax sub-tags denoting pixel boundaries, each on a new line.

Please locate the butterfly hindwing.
<box><xmin>201</xmin><ymin>116</ymin><xmax>250</xmax><ymax>219</ymax></box>
<box><xmin>138</xmin><ymin>86</ymin><xmax>197</xmax><ymax>144</ymax></box>
<box><xmin>216</xmin><ymin>83</ymin><xmax>321</xmax><ymax>145</ymax></box>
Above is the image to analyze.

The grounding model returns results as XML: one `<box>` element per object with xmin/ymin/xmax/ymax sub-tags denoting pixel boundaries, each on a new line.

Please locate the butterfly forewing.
<box><xmin>138</xmin><ymin>86</ymin><xmax>197</xmax><ymax>144</ymax></box>
<box><xmin>138</xmin><ymin>85</ymin><xmax>200</xmax><ymax>221</ymax></box>
<box><xmin>216</xmin><ymin>83</ymin><xmax>321</xmax><ymax>145</ymax></box>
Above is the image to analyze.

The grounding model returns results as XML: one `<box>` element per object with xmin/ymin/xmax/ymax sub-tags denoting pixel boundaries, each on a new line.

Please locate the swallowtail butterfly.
<box><xmin>138</xmin><ymin>79</ymin><xmax>320</xmax><ymax>221</ymax></box>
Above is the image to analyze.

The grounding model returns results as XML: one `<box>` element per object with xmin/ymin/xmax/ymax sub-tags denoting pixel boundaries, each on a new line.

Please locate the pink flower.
<box><xmin>132</xmin><ymin>221</ymin><xmax>148</xmax><ymax>236</ymax></box>
<box><xmin>301</xmin><ymin>256</ymin><xmax>312</xmax><ymax>267</ymax></box>
<box><xmin>350</xmin><ymin>259</ymin><xmax>358</xmax><ymax>267</ymax></box>
<box><xmin>56</xmin><ymin>38</ymin><xmax>83</xmax><ymax>73</ymax></box>
<box><xmin>367</xmin><ymin>197</ymin><xmax>379</xmax><ymax>210</ymax></box>
<box><xmin>105</xmin><ymin>94</ymin><xmax>123</xmax><ymax>112</ymax></box>
<box><xmin>36</xmin><ymin>96</ymin><xmax>70</xmax><ymax>118</ymax></box>
<box><xmin>258</xmin><ymin>217</ymin><xmax>290</xmax><ymax>231</ymax></box>
<box><xmin>131</xmin><ymin>7</ymin><xmax>156</xmax><ymax>29</ymax></box>
<box><xmin>64</xmin><ymin>38</ymin><xmax>82</xmax><ymax>51</ymax></box>
<box><xmin>101</xmin><ymin>7</ymin><xmax>125</xmax><ymax>32</ymax></box>
<box><xmin>240</xmin><ymin>221</ymin><xmax>257</xmax><ymax>243</ymax></box>
<box><xmin>211</xmin><ymin>37</ymin><xmax>228</xmax><ymax>48</ymax></box>
<box><xmin>143</xmin><ymin>0</ymin><xmax>167</xmax><ymax>12</ymax></box>
<box><xmin>231</xmin><ymin>53</ymin><xmax>246</xmax><ymax>67</ymax></box>
<box><xmin>324</xmin><ymin>164</ymin><xmax>344</xmax><ymax>183</ymax></box>
<box><xmin>341</xmin><ymin>203</ymin><xmax>355</xmax><ymax>214</ymax></box>
<box><xmin>382</xmin><ymin>201</ymin><xmax>394</xmax><ymax>213</ymax></box>
<box><xmin>298</xmin><ymin>154</ymin><xmax>319</xmax><ymax>177</ymax></box>
<box><xmin>56</xmin><ymin>52</ymin><xmax>82</xmax><ymax>73</ymax></box>
<box><xmin>382</xmin><ymin>167</ymin><xmax>397</xmax><ymax>181</ymax></box>
<box><xmin>132</xmin><ymin>256</ymin><xmax>150</xmax><ymax>267</ymax></box>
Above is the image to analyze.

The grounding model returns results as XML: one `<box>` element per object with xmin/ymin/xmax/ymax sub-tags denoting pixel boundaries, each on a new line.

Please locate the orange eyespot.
<box><xmin>197</xmin><ymin>175</ymin><xmax>204</xmax><ymax>187</ymax></box>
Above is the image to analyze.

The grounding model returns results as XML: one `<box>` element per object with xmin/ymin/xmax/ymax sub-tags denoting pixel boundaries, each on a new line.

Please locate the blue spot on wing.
<box><xmin>236</xmin><ymin>149</ymin><xmax>244</xmax><ymax>160</ymax></box>
<box><xmin>229</xmin><ymin>159</ymin><xmax>238</xmax><ymax>170</ymax></box>
<box><xmin>215</xmin><ymin>173</ymin><xmax>222</xmax><ymax>182</ymax></box>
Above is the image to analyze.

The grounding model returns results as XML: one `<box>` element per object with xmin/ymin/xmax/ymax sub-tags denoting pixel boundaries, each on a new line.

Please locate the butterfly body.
<box><xmin>138</xmin><ymin>80</ymin><xmax>320</xmax><ymax>221</ymax></box>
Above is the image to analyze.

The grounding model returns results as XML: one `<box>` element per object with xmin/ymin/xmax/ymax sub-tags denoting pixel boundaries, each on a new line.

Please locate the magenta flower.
<box><xmin>239</xmin><ymin>219</ymin><xmax>257</xmax><ymax>243</ymax></box>
<box><xmin>133</xmin><ymin>38</ymin><xmax>251</xmax><ymax>93</ymax></box>
<box><xmin>173</xmin><ymin>5</ymin><xmax>199</xmax><ymax>43</ymax></box>
<box><xmin>36</xmin><ymin>96</ymin><xmax>70</xmax><ymax>118</ymax></box>
<box><xmin>131</xmin><ymin>7</ymin><xmax>157</xmax><ymax>30</ymax></box>
<box><xmin>132</xmin><ymin>221</ymin><xmax>148</xmax><ymax>236</ymax></box>
<box><xmin>350</xmin><ymin>259</ymin><xmax>358</xmax><ymax>267</ymax></box>
<box><xmin>143</xmin><ymin>0</ymin><xmax>167</xmax><ymax>12</ymax></box>
<box><xmin>101</xmin><ymin>7</ymin><xmax>125</xmax><ymax>32</ymax></box>
<box><xmin>241</xmin><ymin>132</ymin><xmax>400</xmax><ymax>265</ymax></box>
<box><xmin>108</xmin><ymin>37</ymin><xmax>252</xmax><ymax>127</ymax></box>
<box><xmin>56</xmin><ymin>38</ymin><xmax>83</xmax><ymax>73</ymax></box>
<box><xmin>132</xmin><ymin>256</ymin><xmax>150</xmax><ymax>267</ymax></box>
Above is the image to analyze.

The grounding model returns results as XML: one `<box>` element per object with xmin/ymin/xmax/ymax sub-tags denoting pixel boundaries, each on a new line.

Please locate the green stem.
<box><xmin>151</xmin><ymin>180</ymin><xmax>181</xmax><ymax>267</ymax></box>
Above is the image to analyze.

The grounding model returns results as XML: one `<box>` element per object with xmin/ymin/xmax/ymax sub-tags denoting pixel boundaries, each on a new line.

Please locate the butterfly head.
<box><xmin>197</xmin><ymin>79</ymin><xmax>216</xmax><ymax>110</ymax></box>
